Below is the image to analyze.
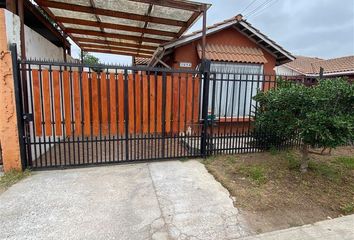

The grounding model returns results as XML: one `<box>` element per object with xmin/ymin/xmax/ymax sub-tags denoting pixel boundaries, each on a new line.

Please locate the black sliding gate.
<box><xmin>13</xmin><ymin>47</ymin><xmax>296</xmax><ymax>169</ymax></box>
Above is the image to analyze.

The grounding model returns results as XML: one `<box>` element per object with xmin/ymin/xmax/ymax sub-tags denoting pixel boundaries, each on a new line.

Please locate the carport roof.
<box><xmin>34</xmin><ymin>0</ymin><xmax>210</xmax><ymax>58</ymax></box>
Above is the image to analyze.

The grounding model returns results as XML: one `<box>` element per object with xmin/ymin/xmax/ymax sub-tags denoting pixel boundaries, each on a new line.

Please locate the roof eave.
<box><xmin>237</xmin><ymin>21</ymin><xmax>295</xmax><ymax>63</ymax></box>
<box><xmin>306</xmin><ymin>70</ymin><xmax>354</xmax><ymax>77</ymax></box>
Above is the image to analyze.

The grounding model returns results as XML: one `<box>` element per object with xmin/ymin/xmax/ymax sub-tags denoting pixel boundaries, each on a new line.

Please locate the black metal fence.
<box><xmin>12</xmin><ymin>48</ymin><xmax>301</xmax><ymax>169</ymax></box>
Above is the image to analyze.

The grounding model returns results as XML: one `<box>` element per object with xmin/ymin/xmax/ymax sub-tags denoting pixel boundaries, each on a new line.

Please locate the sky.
<box><xmin>70</xmin><ymin>0</ymin><xmax>354</xmax><ymax>65</ymax></box>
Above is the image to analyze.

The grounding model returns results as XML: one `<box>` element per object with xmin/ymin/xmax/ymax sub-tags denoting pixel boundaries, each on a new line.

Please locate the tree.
<box><xmin>253</xmin><ymin>78</ymin><xmax>354</xmax><ymax>173</ymax></box>
<box><xmin>80</xmin><ymin>52</ymin><xmax>100</xmax><ymax>65</ymax></box>
<box><xmin>80</xmin><ymin>52</ymin><xmax>102</xmax><ymax>72</ymax></box>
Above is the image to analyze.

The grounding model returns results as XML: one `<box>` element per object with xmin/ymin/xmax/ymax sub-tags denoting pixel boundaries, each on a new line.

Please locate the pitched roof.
<box><xmin>149</xmin><ymin>14</ymin><xmax>294</xmax><ymax>66</ymax></box>
<box><xmin>196</xmin><ymin>44</ymin><xmax>267</xmax><ymax>64</ymax></box>
<box><xmin>311</xmin><ymin>56</ymin><xmax>354</xmax><ymax>75</ymax></box>
<box><xmin>284</xmin><ymin>55</ymin><xmax>354</xmax><ymax>76</ymax></box>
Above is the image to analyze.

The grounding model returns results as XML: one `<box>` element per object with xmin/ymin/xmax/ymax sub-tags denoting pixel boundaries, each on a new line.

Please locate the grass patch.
<box><xmin>308</xmin><ymin>161</ymin><xmax>340</xmax><ymax>182</ymax></box>
<box><xmin>0</xmin><ymin>169</ymin><xmax>31</xmax><ymax>192</ymax></box>
<box><xmin>202</xmin><ymin>146</ymin><xmax>354</xmax><ymax>234</ymax></box>
<box><xmin>239</xmin><ymin>165</ymin><xmax>267</xmax><ymax>184</ymax></box>
<box><xmin>283</xmin><ymin>152</ymin><xmax>300</xmax><ymax>170</ymax></box>
<box><xmin>340</xmin><ymin>202</ymin><xmax>354</xmax><ymax>215</ymax></box>
<box><xmin>269</xmin><ymin>147</ymin><xmax>280</xmax><ymax>155</ymax></box>
<box><xmin>225</xmin><ymin>155</ymin><xmax>237</xmax><ymax>164</ymax></box>
<box><xmin>335</xmin><ymin>156</ymin><xmax>354</xmax><ymax>170</ymax></box>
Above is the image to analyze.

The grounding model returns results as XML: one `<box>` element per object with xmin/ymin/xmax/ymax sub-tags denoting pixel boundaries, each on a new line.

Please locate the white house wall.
<box><xmin>3</xmin><ymin>9</ymin><xmax>76</xmax><ymax>162</ymax></box>
<box><xmin>275</xmin><ymin>65</ymin><xmax>302</xmax><ymax>76</ymax></box>
<box><xmin>4</xmin><ymin>9</ymin><xmax>67</xmax><ymax>61</ymax></box>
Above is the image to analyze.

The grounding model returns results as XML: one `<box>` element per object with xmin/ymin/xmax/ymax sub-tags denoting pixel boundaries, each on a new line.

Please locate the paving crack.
<box><xmin>147</xmin><ymin>163</ymin><xmax>171</xmax><ymax>239</ymax></box>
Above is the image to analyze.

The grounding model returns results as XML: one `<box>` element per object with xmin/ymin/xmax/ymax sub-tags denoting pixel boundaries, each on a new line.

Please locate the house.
<box><xmin>135</xmin><ymin>14</ymin><xmax>294</xmax><ymax>75</ymax></box>
<box><xmin>276</xmin><ymin>55</ymin><xmax>354</xmax><ymax>84</ymax></box>
<box><xmin>134</xmin><ymin>14</ymin><xmax>295</xmax><ymax>134</ymax></box>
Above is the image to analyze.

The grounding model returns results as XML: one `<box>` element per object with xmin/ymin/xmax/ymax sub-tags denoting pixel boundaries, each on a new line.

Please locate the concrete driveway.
<box><xmin>0</xmin><ymin>160</ymin><xmax>249</xmax><ymax>240</ymax></box>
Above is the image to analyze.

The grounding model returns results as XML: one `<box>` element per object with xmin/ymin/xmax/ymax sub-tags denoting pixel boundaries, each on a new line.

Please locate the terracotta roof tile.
<box><xmin>197</xmin><ymin>44</ymin><xmax>268</xmax><ymax>64</ymax></box>
<box><xmin>284</xmin><ymin>55</ymin><xmax>354</xmax><ymax>75</ymax></box>
<box><xmin>311</xmin><ymin>56</ymin><xmax>354</xmax><ymax>74</ymax></box>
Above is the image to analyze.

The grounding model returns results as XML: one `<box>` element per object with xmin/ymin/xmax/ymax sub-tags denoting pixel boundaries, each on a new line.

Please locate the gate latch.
<box><xmin>23</xmin><ymin>113</ymin><xmax>33</xmax><ymax>122</ymax></box>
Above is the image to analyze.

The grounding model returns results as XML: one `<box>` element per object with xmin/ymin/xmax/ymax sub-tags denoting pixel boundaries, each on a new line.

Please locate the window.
<box><xmin>208</xmin><ymin>62</ymin><xmax>263</xmax><ymax>118</ymax></box>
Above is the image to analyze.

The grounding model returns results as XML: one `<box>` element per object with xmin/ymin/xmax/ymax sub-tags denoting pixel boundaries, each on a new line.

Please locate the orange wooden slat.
<box><xmin>165</xmin><ymin>75</ymin><xmax>172</xmax><ymax>133</ymax></box>
<box><xmin>109</xmin><ymin>73</ymin><xmax>117</xmax><ymax>134</ymax></box>
<box><xmin>52</xmin><ymin>70</ymin><xmax>62</xmax><ymax>136</ymax></box>
<box><xmin>179</xmin><ymin>75</ymin><xmax>187</xmax><ymax>132</ymax></box>
<box><xmin>73</xmin><ymin>71</ymin><xmax>81</xmax><ymax>135</ymax></box>
<box><xmin>142</xmin><ymin>74</ymin><xmax>149</xmax><ymax>133</ymax></box>
<box><xmin>186</xmin><ymin>74</ymin><xmax>194</xmax><ymax>129</ymax></box>
<box><xmin>91</xmin><ymin>72</ymin><xmax>99</xmax><ymax>136</ymax></box>
<box><xmin>149</xmin><ymin>74</ymin><xmax>156</xmax><ymax>133</ymax></box>
<box><xmin>32</xmin><ymin>70</ymin><xmax>42</xmax><ymax>136</ymax></box>
<box><xmin>128</xmin><ymin>74</ymin><xmax>135</xmax><ymax>134</ymax></box>
<box><xmin>100</xmin><ymin>72</ymin><xmax>108</xmax><ymax>135</ymax></box>
<box><xmin>63</xmin><ymin>71</ymin><xmax>72</xmax><ymax>136</ymax></box>
<box><xmin>172</xmin><ymin>74</ymin><xmax>179</xmax><ymax>133</ymax></box>
<box><xmin>193</xmin><ymin>77</ymin><xmax>200</xmax><ymax>123</ymax></box>
<box><xmin>156</xmin><ymin>75</ymin><xmax>162</xmax><ymax>133</ymax></box>
<box><xmin>82</xmin><ymin>72</ymin><xmax>91</xmax><ymax>136</ymax></box>
<box><xmin>135</xmin><ymin>74</ymin><xmax>142</xmax><ymax>133</ymax></box>
<box><xmin>42</xmin><ymin>70</ymin><xmax>52</xmax><ymax>136</ymax></box>
<box><xmin>118</xmin><ymin>73</ymin><xmax>125</xmax><ymax>135</ymax></box>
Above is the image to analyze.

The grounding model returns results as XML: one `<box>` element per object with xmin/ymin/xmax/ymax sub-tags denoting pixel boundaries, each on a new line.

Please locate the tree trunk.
<box><xmin>300</xmin><ymin>143</ymin><xmax>309</xmax><ymax>173</ymax></box>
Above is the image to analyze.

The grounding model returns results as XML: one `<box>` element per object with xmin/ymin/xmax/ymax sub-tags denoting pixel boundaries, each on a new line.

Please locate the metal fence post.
<box><xmin>200</xmin><ymin>60</ymin><xmax>211</xmax><ymax>157</ymax></box>
<box><xmin>161</xmin><ymin>72</ymin><xmax>167</xmax><ymax>158</ymax></box>
<box><xmin>124</xmin><ymin>69</ymin><xmax>129</xmax><ymax>161</ymax></box>
<box><xmin>10</xmin><ymin>44</ymin><xmax>28</xmax><ymax>169</ymax></box>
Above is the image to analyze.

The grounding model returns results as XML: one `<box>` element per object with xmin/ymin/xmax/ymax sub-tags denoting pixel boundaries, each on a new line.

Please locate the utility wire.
<box><xmin>244</xmin><ymin>0</ymin><xmax>274</xmax><ymax>18</ymax></box>
<box><xmin>245</xmin><ymin>0</ymin><xmax>273</xmax><ymax>17</ymax></box>
<box><xmin>248</xmin><ymin>0</ymin><xmax>279</xmax><ymax>19</ymax></box>
<box><xmin>241</xmin><ymin>0</ymin><xmax>262</xmax><ymax>14</ymax></box>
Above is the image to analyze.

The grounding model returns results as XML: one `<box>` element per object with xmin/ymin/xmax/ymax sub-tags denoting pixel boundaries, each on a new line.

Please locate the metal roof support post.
<box><xmin>17</xmin><ymin>0</ymin><xmax>29</xmax><ymax>116</ymax></box>
<box><xmin>81</xmin><ymin>49</ymin><xmax>84</xmax><ymax>64</ymax></box>
<box><xmin>201</xmin><ymin>4</ymin><xmax>207</xmax><ymax>61</ymax></box>
<box><xmin>63</xmin><ymin>48</ymin><xmax>67</xmax><ymax>63</ymax></box>
<box><xmin>18</xmin><ymin>0</ymin><xmax>25</xmax><ymax>61</ymax></box>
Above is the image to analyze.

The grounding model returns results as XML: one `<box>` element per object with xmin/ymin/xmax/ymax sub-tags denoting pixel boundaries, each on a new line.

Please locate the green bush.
<box><xmin>253</xmin><ymin>78</ymin><xmax>354</xmax><ymax>172</ymax></box>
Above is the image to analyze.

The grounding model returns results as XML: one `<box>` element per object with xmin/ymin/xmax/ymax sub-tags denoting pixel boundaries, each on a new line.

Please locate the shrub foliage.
<box><xmin>253</xmin><ymin>78</ymin><xmax>354</xmax><ymax>172</ymax></box>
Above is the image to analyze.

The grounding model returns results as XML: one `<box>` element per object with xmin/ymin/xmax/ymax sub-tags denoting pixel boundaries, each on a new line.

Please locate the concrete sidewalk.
<box><xmin>0</xmin><ymin>160</ymin><xmax>250</xmax><ymax>240</ymax></box>
<box><xmin>240</xmin><ymin>214</ymin><xmax>354</xmax><ymax>240</ymax></box>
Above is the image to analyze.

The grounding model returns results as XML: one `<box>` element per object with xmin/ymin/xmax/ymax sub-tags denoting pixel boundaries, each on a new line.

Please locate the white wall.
<box><xmin>3</xmin><ymin>9</ymin><xmax>77</xmax><ymax>162</ymax></box>
<box><xmin>4</xmin><ymin>9</ymin><xmax>72</xmax><ymax>61</ymax></box>
<box><xmin>275</xmin><ymin>65</ymin><xmax>303</xmax><ymax>76</ymax></box>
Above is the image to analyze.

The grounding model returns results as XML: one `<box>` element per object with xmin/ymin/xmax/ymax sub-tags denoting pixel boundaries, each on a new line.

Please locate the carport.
<box><xmin>1</xmin><ymin>0</ymin><xmax>212</xmax><ymax>170</ymax></box>
<box><xmin>20</xmin><ymin>0</ymin><xmax>210</xmax><ymax>63</ymax></box>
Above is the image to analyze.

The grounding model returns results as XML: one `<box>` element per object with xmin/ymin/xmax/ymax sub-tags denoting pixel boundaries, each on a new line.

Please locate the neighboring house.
<box><xmin>276</xmin><ymin>55</ymin><xmax>354</xmax><ymax>82</ymax></box>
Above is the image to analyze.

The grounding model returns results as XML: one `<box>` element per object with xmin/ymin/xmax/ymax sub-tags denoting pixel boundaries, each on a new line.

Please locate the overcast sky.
<box><xmin>70</xmin><ymin>0</ymin><xmax>354</xmax><ymax>64</ymax></box>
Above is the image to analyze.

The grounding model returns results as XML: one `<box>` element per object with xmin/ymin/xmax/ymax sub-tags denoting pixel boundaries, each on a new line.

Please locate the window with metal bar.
<box><xmin>209</xmin><ymin>62</ymin><xmax>263</xmax><ymax>118</ymax></box>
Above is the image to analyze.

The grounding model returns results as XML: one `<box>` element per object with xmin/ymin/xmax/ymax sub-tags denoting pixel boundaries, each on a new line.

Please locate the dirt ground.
<box><xmin>203</xmin><ymin>146</ymin><xmax>354</xmax><ymax>234</ymax></box>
